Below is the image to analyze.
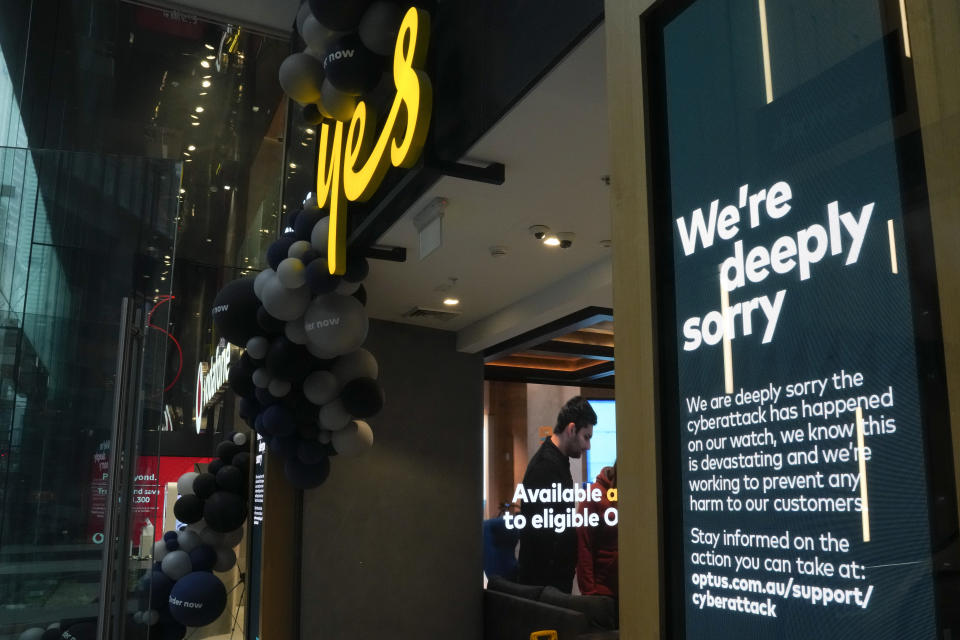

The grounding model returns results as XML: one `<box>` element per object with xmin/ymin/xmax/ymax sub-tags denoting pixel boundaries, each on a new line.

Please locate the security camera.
<box><xmin>529</xmin><ymin>225</ymin><xmax>550</xmax><ymax>240</ymax></box>
<box><xmin>557</xmin><ymin>232</ymin><xmax>575</xmax><ymax>249</ymax></box>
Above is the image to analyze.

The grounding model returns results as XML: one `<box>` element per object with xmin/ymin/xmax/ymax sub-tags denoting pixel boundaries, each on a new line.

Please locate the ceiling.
<box><xmin>364</xmin><ymin>26</ymin><xmax>612</xmax><ymax>353</ymax></box>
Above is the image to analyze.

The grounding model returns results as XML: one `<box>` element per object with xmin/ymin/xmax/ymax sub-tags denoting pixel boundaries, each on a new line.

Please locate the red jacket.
<box><xmin>577</xmin><ymin>468</ymin><xmax>619</xmax><ymax>597</ymax></box>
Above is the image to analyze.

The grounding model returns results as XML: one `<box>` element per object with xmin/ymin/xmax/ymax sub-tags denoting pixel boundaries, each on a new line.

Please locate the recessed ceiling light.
<box><xmin>206</xmin><ymin>55</ymin><xmax>215</xmax><ymax>60</ymax></box>
<box><xmin>289</xmin><ymin>162</ymin><xmax>297</xmax><ymax>169</ymax></box>
<box><xmin>305</xmin><ymin>128</ymin><xmax>315</xmax><ymax>134</ymax></box>
<box><xmin>224</xmin><ymin>185</ymin><xmax>231</xmax><ymax>190</ymax></box>
<box><xmin>443</xmin><ymin>297</ymin><xmax>460</xmax><ymax>306</ymax></box>
<box><xmin>201</xmin><ymin>80</ymin><xmax>211</xmax><ymax>88</ymax></box>
<box><xmin>187</xmin><ymin>145</ymin><xmax>195</xmax><ymax>151</ymax></box>
<box><xmin>195</xmin><ymin>106</ymin><xmax>204</xmax><ymax>113</ymax></box>
<box><xmin>200</xmin><ymin>60</ymin><xmax>210</xmax><ymax>68</ymax></box>
<box><xmin>204</xmin><ymin>44</ymin><xmax>214</xmax><ymax>50</ymax></box>
<box><xmin>543</xmin><ymin>236</ymin><xmax>561</xmax><ymax>246</ymax></box>
<box><xmin>191</xmin><ymin>121</ymin><xmax>200</xmax><ymax>126</ymax></box>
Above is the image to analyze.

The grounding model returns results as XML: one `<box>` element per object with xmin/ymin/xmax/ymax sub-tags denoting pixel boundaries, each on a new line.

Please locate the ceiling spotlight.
<box><xmin>187</xmin><ymin>145</ymin><xmax>196</xmax><ymax>151</ymax></box>
<box><xmin>556</xmin><ymin>232</ymin><xmax>575</xmax><ymax>249</ymax></box>
<box><xmin>529</xmin><ymin>225</ymin><xmax>550</xmax><ymax>240</ymax></box>
<box><xmin>204</xmin><ymin>43</ymin><xmax>214</xmax><ymax>50</ymax></box>
<box><xmin>200</xmin><ymin>60</ymin><xmax>210</xmax><ymax>68</ymax></box>
<box><xmin>201</xmin><ymin>80</ymin><xmax>211</xmax><ymax>88</ymax></box>
<box><xmin>224</xmin><ymin>185</ymin><xmax>231</xmax><ymax>190</ymax></box>
<box><xmin>205</xmin><ymin>55</ymin><xmax>215</xmax><ymax>60</ymax></box>
<box><xmin>289</xmin><ymin>162</ymin><xmax>297</xmax><ymax>169</ymax></box>
<box><xmin>178</xmin><ymin>189</ymin><xmax>185</xmax><ymax>194</ymax></box>
<box><xmin>195</xmin><ymin>106</ymin><xmax>204</xmax><ymax>113</ymax></box>
<box><xmin>305</xmin><ymin>128</ymin><xmax>315</xmax><ymax>134</ymax></box>
<box><xmin>443</xmin><ymin>297</ymin><xmax>460</xmax><ymax>306</ymax></box>
<box><xmin>191</xmin><ymin>122</ymin><xmax>200</xmax><ymax>126</ymax></box>
<box><xmin>543</xmin><ymin>235</ymin><xmax>560</xmax><ymax>247</ymax></box>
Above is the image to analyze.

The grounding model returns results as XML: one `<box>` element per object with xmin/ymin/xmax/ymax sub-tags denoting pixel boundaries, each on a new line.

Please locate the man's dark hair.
<box><xmin>554</xmin><ymin>396</ymin><xmax>597</xmax><ymax>434</ymax></box>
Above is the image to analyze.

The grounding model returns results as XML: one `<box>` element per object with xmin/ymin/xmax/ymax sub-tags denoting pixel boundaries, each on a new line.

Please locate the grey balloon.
<box><xmin>279</xmin><ymin>53</ymin><xmax>325</xmax><ymax>104</ymax></box>
<box><xmin>319</xmin><ymin>398</ymin><xmax>352</xmax><ymax>430</ymax></box>
<box><xmin>261</xmin><ymin>275</ymin><xmax>312</xmax><ymax>321</ymax></box>
<box><xmin>359</xmin><ymin>1</ymin><xmax>403</xmax><ymax>56</ymax></box>
<box><xmin>197</xmin><ymin>524</ymin><xmax>226</xmax><ymax>548</ymax></box>
<box><xmin>285</xmin><ymin>318</ymin><xmax>308</xmax><ymax>344</ymax></box>
<box><xmin>222</xmin><ymin>527</ymin><xmax>244</xmax><ymax>548</ymax></box>
<box><xmin>18</xmin><ymin>628</ymin><xmax>44</xmax><ymax>640</ymax></box>
<box><xmin>303</xmin><ymin>294</ymin><xmax>368</xmax><ymax>358</ymax></box>
<box><xmin>334</xmin><ymin>278</ymin><xmax>360</xmax><ymax>295</ymax></box>
<box><xmin>233</xmin><ymin>432</ymin><xmax>248</xmax><ymax>446</ymax></box>
<box><xmin>302</xmin><ymin>15</ymin><xmax>342</xmax><ymax>53</ymax></box>
<box><xmin>332</xmin><ymin>348</ymin><xmax>379</xmax><ymax>384</ymax></box>
<box><xmin>269</xmin><ymin>378</ymin><xmax>291</xmax><ymax>398</ymax></box>
<box><xmin>288</xmin><ymin>240</ymin><xmax>312</xmax><ymax>260</ymax></box>
<box><xmin>333</xmin><ymin>419</ymin><xmax>374</xmax><ymax>456</ymax></box>
<box><xmin>252</xmin><ymin>367</ymin><xmax>272</xmax><ymax>389</ymax></box>
<box><xmin>153</xmin><ymin>540</ymin><xmax>169</xmax><ymax>563</ymax></box>
<box><xmin>296</xmin><ymin>2</ymin><xmax>312</xmax><ymax>35</ymax></box>
<box><xmin>319</xmin><ymin>78</ymin><xmax>357</xmax><ymax>121</ymax></box>
<box><xmin>254</xmin><ymin>268</ymin><xmax>275</xmax><ymax>300</ymax></box>
<box><xmin>310</xmin><ymin>215</ymin><xmax>330</xmax><ymax>253</ymax></box>
<box><xmin>161</xmin><ymin>550</ymin><xmax>192</xmax><ymax>581</ymax></box>
<box><xmin>276</xmin><ymin>257</ymin><xmax>307</xmax><ymax>289</ymax></box>
<box><xmin>303</xmin><ymin>370</ymin><xmax>339</xmax><ymax>405</ymax></box>
<box><xmin>177</xmin><ymin>528</ymin><xmax>202</xmax><ymax>553</ymax></box>
<box><xmin>214</xmin><ymin>547</ymin><xmax>237</xmax><ymax>572</ymax></box>
<box><xmin>245</xmin><ymin>336</ymin><xmax>269</xmax><ymax>360</ymax></box>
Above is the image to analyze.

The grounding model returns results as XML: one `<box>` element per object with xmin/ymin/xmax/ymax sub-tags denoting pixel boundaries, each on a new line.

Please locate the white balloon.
<box><xmin>332</xmin><ymin>348</ymin><xmax>379</xmax><ymax>383</ymax></box>
<box><xmin>232</xmin><ymin>432</ymin><xmax>248</xmax><ymax>446</ymax></box>
<box><xmin>246</xmin><ymin>336</ymin><xmax>269</xmax><ymax>360</ymax></box>
<box><xmin>254</xmin><ymin>268</ymin><xmax>275</xmax><ymax>300</ymax></box>
<box><xmin>335</xmin><ymin>279</ymin><xmax>361</xmax><ymax>295</ymax></box>
<box><xmin>177</xmin><ymin>528</ymin><xmax>202</xmax><ymax>553</ymax></box>
<box><xmin>302</xmin><ymin>15</ymin><xmax>341</xmax><ymax>52</ymax></box>
<box><xmin>303</xmin><ymin>370</ymin><xmax>339</xmax><ymax>405</ymax></box>
<box><xmin>18</xmin><ymin>628</ymin><xmax>44</xmax><ymax>640</ymax></box>
<box><xmin>269</xmin><ymin>379</ymin><xmax>292</xmax><ymax>398</ymax></box>
<box><xmin>310</xmin><ymin>215</ymin><xmax>330</xmax><ymax>253</ymax></box>
<box><xmin>252</xmin><ymin>367</ymin><xmax>272</xmax><ymax>388</ymax></box>
<box><xmin>318</xmin><ymin>429</ymin><xmax>332</xmax><ymax>444</ymax></box>
<box><xmin>214</xmin><ymin>547</ymin><xmax>237</xmax><ymax>572</ymax></box>
<box><xmin>176</xmin><ymin>471</ymin><xmax>198</xmax><ymax>496</ymax></box>
<box><xmin>161</xmin><ymin>550</ymin><xmax>192</xmax><ymax>581</ymax></box>
<box><xmin>197</xmin><ymin>525</ymin><xmax>227</xmax><ymax>548</ymax></box>
<box><xmin>319</xmin><ymin>78</ymin><xmax>357</xmax><ymax>122</ymax></box>
<box><xmin>288</xmin><ymin>240</ymin><xmax>312</xmax><ymax>260</ymax></box>
<box><xmin>332</xmin><ymin>420</ymin><xmax>374</xmax><ymax>456</ymax></box>
<box><xmin>296</xmin><ymin>1</ymin><xmax>312</xmax><ymax>34</ymax></box>
<box><xmin>319</xmin><ymin>399</ymin><xmax>352</xmax><ymax>431</ymax></box>
<box><xmin>261</xmin><ymin>276</ymin><xmax>312</xmax><ymax>322</ymax></box>
<box><xmin>285</xmin><ymin>318</ymin><xmax>308</xmax><ymax>344</ymax></box>
<box><xmin>277</xmin><ymin>257</ymin><xmax>307</xmax><ymax>289</ymax></box>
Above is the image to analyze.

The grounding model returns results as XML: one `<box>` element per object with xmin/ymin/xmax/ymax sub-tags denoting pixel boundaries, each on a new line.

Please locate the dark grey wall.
<box><xmin>300</xmin><ymin>319</ymin><xmax>484</xmax><ymax>639</ymax></box>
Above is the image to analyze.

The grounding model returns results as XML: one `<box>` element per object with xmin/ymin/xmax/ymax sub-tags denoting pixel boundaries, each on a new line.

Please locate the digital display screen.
<box><xmin>655</xmin><ymin>1</ymin><xmax>943</xmax><ymax>637</ymax></box>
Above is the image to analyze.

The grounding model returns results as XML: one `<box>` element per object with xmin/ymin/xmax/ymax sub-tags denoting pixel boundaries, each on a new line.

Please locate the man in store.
<box><xmin>517</xmin><ymin>396</ymin><xmax>596</xmax><ymax>593</ymax></box>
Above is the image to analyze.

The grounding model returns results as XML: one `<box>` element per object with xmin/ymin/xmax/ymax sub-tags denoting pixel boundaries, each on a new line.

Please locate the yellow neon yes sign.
<box><xmin>316</xmin><ymin>7</ymin><xmax>433</xmax><ymax>275</ymax></box>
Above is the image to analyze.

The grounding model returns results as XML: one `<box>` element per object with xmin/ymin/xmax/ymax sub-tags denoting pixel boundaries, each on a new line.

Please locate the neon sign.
<box><xmin>316</xmin><ymin>7</ymin><xmax>432</xmax><ymax>275</ymax></box>
<box><xmin>194</xmin><ymin>339</ymin><xmax>235</xmax><ymax>433</ymax></box>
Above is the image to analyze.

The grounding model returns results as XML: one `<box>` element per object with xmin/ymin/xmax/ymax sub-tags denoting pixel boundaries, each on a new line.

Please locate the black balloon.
<box><xmin>340</xmin><ymin>376</ymin><xmax>385</xmax><ymax>418</ymax></box>
<box><xmin>257</xmin><ymin>306</ymin><xmax>286</xmax><ymax>335</ymax></box>
<box><xmin>216</xmin><ymin>465</ymin><xmax>245</xmax><ymax>493</ymax></box>
<box><xmin>217</xmin><ymin>440</ymin><xmax>240</xmax><ymax>462</ymax></box>
<box><xmin>232</xmin><ymin>451</ymin><xmax>251</xmax><ymax>470</ymax></box>
<box><xmin>203</xmin><ymin>491</ymin><xmax>247</xmax><ymax>532</ymax></box>
<box><xmin>320</xmin><ymin>441</ymin><xmax>338</xmax><ymax>457</ymax></box>
<box><xmin>294</xmin><ymin>208</ymin><xmax>325</xmax><ymax>241</ymax></box>
<box><xmin>300</xmin><ymin>249</ymin><xmax>321</xmax><ymax>265</ymax></box>
<box><xmin>297</xmin><ymin>440</ymin><xmax>328</xmax><ymax>465</ymax></box>
<box><xmin>164</xmin><ymin>530</ymin><xmax>179</xmax><ymax>546</ymax></box>
<box><xmin>305</xmin><ymin>259</ymin><xmax>341</xmax><ymax>294</ymax></box>
<box><xmin>353</xmin><ymin>284</ymin><xmax>367</xmax><ymax>306</ymax></box>
<box><xmin>344</xmin><ymin>254</ymin><xmax>369</xmax><ymax>283</ymax></box>
<box><xmin>255</xmin><ymin>387</ymin><xmax>281</xmax><ymax>408</ymax></box>
<box><xmin>308</xmin><ymin>0</ymin><xmax>371</xmax><ymax>31</ymax></box>
<box><xmin>61</xmin><ymin>621</ymin><xmax>97</xmax><ymax>640</ymax></box>
<box><xmin>270</xmin><ymin>435</ymin><xmax>300</xmax><ymax>459</ymax></box>
<box><xmin>266</xmin><ymin>337</ymin><xmax>314</xmax><ymax>381</ymax></box>
<box><xmin>322</xmin><ymin>33</ymin><xmax>382</xmax><ymax>96</ymax></box>
<box><xmin>297</xmin><ymin>422</ymin><xmax>320</xmax><ymax>440</ymax></box>
<box><xmin>228</xmin><ymin>362</ymin><xmax>256</xmax><ymax>399</ymax></box>
<box><xmin>239</xmin><ymin>397</ymin><xmax>260</xmax><ymax>419</ymax></box>
<box><xmin>240</xmin><ymin>351</ymin><xmax>264</xmax><ymax>369</ymax></box>
<box><xmin>174</xmin><ymin>494</ymin><xmax>204</xmax><ymax>524</ymax></box>
<box><xmin>284</xmin><ymin>456</ymin><xmax>331</xmax><ymax>489</ymax></box>
<box><xmin>211</xmin><ymin>277</ymin><xmax>261</xmax><ymax>347</ymax></box>
<box><xmin>302</xmin><ymin>103</ymin><xmax>325</xmax><ymax>125</ymax></box>
<box><xmin>208</xmin><ymin>458</ymin><xmax>225</xmax><ymax>475</ymax></box>
<box><xmin>42</xmin><ymin>628</ymin><xmax>62</xmax><ymax>640</ymax></box>
<box><xmin>285</xmin><ymin>208</ymin><xmax>302</xmax><ymax>230</ymax></box>
<box><xmin>188</xmin><ymin>544</ymin><xmax>218</xmax><ymax>572</ymax></box>
<box><xmin>267</xmin><ymin>236</ymin><xmax>298</xmax><ymax>270</ymax></box>
<box><xmin>262</xmin><ymin>405</ymin><xmax>295</xmax><ymax>437</ymax></box>
<box><xmin>193</xmin><ymin>472</ymin><xmax>218</xmax><ymax>499</ymax></box>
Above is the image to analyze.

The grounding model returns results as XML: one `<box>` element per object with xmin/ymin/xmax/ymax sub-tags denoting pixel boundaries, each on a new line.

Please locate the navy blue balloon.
<box><xmin>257</xmin><ymin>306</ymin><xmax>286</xmax><ymax>335</ymax></box>
<box><xmin>255</xmin><ymin>387</ymin><xmax>281</xmax><ymax>408</ymax></box>
<box><xmin>344</xmin><ymin>255</ymin><xmax>369</xmax><ymax>283</ymax></box>
<box><xmin>254</xmin><ymin>413</ymin><xmax>267</xmax><ymax>436</ymax></box>
<box><xmin>300</xmin><ymin>249</ymin><xmax>321</xmax><ymax>265</ymax></box>
<box><xmin>266</xmin><ymin>337</ymin><xmax>314</xmax><ymax>381</ymax></box>
<box><xmin>188</xmin><ymin>544</ymin><xmax>218</xmax><ymax>572</ymax></box>
<box><xmin>262</xmin><ymin>405</ymin><xmax>295</xmax><ymax>436</ymax></box>
<box><xmin>284</xmin><ymin>456</ymin><xmax>331</xmax><ymax>489</ymax></box>
<box><xmin>239</xmin><ymin>397</ymin><xmax>260</xmax><ymax>419</ymax></box>
<box><xmin>168</xmin><ymin>571</ymin><xmax>227</xmax><ymax>627</ymax></box>
<box><xmin>164</xmin><ymin>531</ymin><xmax>179</xmax><ymax>551</ymax></box>
<box><xmin>148</xmin><ymin>569</ymin><xmax>175</xmax><ymax>609</ymax></box>
<box><xmin>267</xmin><ymin>236</ymin><xmax>298</xmax><ymax>270</ymax></box>
<box><xmin>270</xmin><ymin>435</ymin><xmax>300</xmax><ymax>459</ymax></box>
<box><xmin>155</xmin><ymin>621</ymin><xmax>187</xmax><ymax>640</ymax></box>
<box><xmin>297</xmin><ymin>440</ymin><xmax>328</xmax><ymax>464</ymax></box>
<box><xmin>309</xmin><ymin>0</ymin><xmax>371</xmax><ymax>31</ymax></box>
<box><xmin>305</xmin><ymin>260</ymin><xmax>341</xmax><ymax>294</ymax></box>
<box><xmin>294</xmin><ymin>208</ymin><xmax>325</xmax><ymax>240</ymax></box>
